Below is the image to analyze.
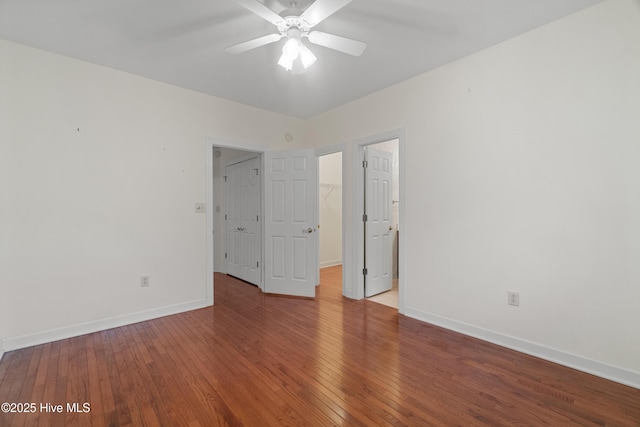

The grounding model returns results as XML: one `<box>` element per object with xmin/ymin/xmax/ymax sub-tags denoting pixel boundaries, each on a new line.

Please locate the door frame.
<box><xmin>206</xmin><ymin>138</ymin><xmax>265</xmax><ymax>306</ymax></box>
<box><xmin>350</xmin><ymin>129</ymin><xmax>406</xmax><ymax>313</ymax></box>
<box><xmin>315</xmin><ymin>143</ymin><xmax>347</xmax><ymax>295</ymax></box>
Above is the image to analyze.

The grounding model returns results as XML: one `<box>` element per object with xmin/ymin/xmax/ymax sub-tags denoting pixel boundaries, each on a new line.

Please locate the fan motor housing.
<box><xmin>278</xmin><ymin>15</ymin><xmax>311</xmax><ymax>34</ymax></box>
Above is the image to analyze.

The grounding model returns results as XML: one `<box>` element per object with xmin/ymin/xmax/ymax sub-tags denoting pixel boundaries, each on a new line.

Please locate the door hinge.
<box><xmin>225</xmin><ymin>252</ymin><xmax>227</xmax><ymax>259</ymax></box>
<box><xmin>363</xmin><ymin>268</ymin><xmax>368</xmax><ymax>276</ymax></box>
<box><xmin>225</xmin><ymin>214</ymin><xmax>227</xmax><ymax>220</ymax></box>
<box><xmin>363</xmin><ymin>214</ymin><xmax>368</xmax><ymax>222</ymax></box>
<box><xmin>224</xmin><ymin>175</ymin><xmax>227</xmax><ymax>182</ymax></box>
<box><xmin>257</xmin><ymin>261</ymin><xmax>259</xmax><ymax>268</ymax></box>
<box><xmin>256</xmin><ymin>215</ymin><xmax>259</xmax><ymax>221</ymax></box>
<box><xmin>362</xmin><ymin>160</ymin><xmax>368</xmax><ymax>168</ymax></box>
<box><xmin>254</xmin><ymin>168</ymin><xmax>259</xmax><ymax>175</ymax></box>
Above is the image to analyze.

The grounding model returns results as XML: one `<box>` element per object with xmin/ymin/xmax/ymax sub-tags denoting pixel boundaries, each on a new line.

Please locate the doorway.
<box><xmin>318</xmin><ymin>151</ymin><xmax>343</xmax><ymax>292</ymax></box>
<box><xmin>225</xmin><ymin>155</ymin><xmax>261</xmax><ymax>286</ymax></box>
<box><xmin>350</xmin><ymin>129</ymin><xmax>405</xmax><ymax>312</ymax></box>
<box><xmin>212</xmin><ymin>146</ymin><xmax>263</xmax><ymax>288</ymax></box>
<box><xmin>207</xmin><ymin>140</ymin><xmax>320</xmax><ymax>303</ymax></box>
<box><xmin>364</xmin><ymin>139</ymin><xmax>400</xmax><ymax>308</ymax></box>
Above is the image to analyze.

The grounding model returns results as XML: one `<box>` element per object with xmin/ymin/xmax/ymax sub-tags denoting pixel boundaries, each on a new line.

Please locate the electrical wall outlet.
<box><xmin>141</xmin><ymin>276</ymin><xmax>150</xmax><ymax>287</ymax></box>
<box><xmin>508</xmin><ymin>291</ymin><xmax>519</xmax><ymax>306</ymax></box>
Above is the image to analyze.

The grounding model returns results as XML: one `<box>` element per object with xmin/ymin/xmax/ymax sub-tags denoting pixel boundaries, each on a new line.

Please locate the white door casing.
<box><xmin>225</xmin><ymin>157</ymin><xmax>261</xmax><ymax>286</ymax></box>
<box><xmin>364</xmin><ymin>147</ymin><xmax>393</xmax><ymax>297</ymax></box>
<box><xmin>264</xmin><ymin>149</ymin><xmax>317</xmax><ymax>297</ymax></box>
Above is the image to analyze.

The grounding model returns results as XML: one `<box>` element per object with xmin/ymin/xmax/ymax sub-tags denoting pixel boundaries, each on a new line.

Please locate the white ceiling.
<box><xmin>1</xmin><ymin>0</ymin><xmax>601</xmax><ymax>118</ymax></box>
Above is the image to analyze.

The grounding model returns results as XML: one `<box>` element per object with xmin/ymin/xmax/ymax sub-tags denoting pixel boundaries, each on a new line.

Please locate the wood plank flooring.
<box><xmin>1</xmin><ymin>266</ymin><xmax>639</xmax><ymax>426</ymax></box>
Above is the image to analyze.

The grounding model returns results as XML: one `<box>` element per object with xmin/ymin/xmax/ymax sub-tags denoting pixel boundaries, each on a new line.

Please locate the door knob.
<box><xmin>388</xmin><ymin>226</ymin><xmax>393</xmax><ymax>231</ymax></box>
<box><xmin>304</xmin><ymin>227</ymin><xmax>313</xmax><ymax>234</ymax></box>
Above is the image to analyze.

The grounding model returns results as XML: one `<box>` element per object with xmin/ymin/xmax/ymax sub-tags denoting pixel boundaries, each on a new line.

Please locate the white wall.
<box><xmin>319</xmin><ymin>152</ymin><xmax>342</xmax><ymax>267</ymax></box>
<box><xmin>0</xmin><ymin>39</ymin><xmax>304</xmax><ymax>348</ymax></box>
<box><xmin>307</xmin><ymin>0</ymin><xmax>640</xmax><ymax>386</ymax></box>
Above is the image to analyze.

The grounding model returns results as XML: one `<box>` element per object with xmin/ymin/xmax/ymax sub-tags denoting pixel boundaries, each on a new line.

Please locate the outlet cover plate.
<box><xmin>508</xmin><ymin>291</ymin><xmax>519</xmax><ymax>306</ymax></box>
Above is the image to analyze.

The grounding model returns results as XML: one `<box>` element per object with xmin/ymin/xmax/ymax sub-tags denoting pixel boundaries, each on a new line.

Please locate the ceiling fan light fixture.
<box><xmin>282</xmin><ymin>37</ymin><xmax>300</xmax><ymax>60</ymax></box>
<box><xmin>278</xmin><ymin>34</ymin><xmax>316</xmax><ymax>72</ymax></box>
<box><xmin>278</xmin><ymin>36</ymin><xmax>301</xmax><ymax>70</ymax></box>
<box><xmin>228</xmin><ymin>0</ymin><xmax>366</xmax><ymax>73</ymax></box>
<box><xmin>299</xmin><ymin>43</ymin><xmax>317</xmax><ymax>68</ymax></box>
<box><xmin>278</xmin><ymin>53</ymin><xmax>294</xmax><ymax>71</ymax></box>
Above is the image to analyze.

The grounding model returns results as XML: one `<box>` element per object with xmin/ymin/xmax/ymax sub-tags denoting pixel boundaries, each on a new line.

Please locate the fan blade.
<box><xmin>225</xmin><ymin>34</ymin><xmax>283</xmax><ymax>54</ymax></box>
<box><xmin>300</xmin><ymin>0</ymin><xmax>352</xmax><ymax>27</ymax></box>
<box><xmin>232</xmin><ymin>0</ymin><xmax>285</xmax><ymax>26</ymax></box>
<box><xmin>308</xmin><ymin>31</ymin><xmax>366</xmax><ymax>56</ymax></box>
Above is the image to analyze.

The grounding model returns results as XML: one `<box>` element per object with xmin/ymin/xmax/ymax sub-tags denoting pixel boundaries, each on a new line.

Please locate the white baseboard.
<box><xmin>0</xmin><ymin>339</ymin><xmax>4</xmax><ymax>361</ymax></box>
<box><xmin>403</xmin><ymin>307</ymin><xmax>640</xmax><ymax>390</ymax></box>
<box><xmin>320</xmin><ymin>260</ymin><xmax>342</xmax><ymax>268</ymax></box>
<box><xmin>3</xmin><ymin>299</ymin><xmax>208</xmax><ymax>352</ymax></box>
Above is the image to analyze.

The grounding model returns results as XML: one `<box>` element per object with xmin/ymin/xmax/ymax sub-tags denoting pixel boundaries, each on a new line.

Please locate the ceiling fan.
<box><xmin>226</xmin><ymin>0</ymin><xmax>366</xmax><ymax>74</ymax></box>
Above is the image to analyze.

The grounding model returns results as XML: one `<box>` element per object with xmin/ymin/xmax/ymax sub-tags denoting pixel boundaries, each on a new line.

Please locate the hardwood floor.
<box><xmin>1</xmin><ymin>266</ymin><xmax>639</xmax><ymax>426</ymax></box>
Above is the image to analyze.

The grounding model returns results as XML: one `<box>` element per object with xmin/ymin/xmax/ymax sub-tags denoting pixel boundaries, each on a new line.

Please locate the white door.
<box><xmin>226</xmin><ymin>157</ymin><xmax>261</xmax><ymax>286</ymax></box>
<box><xmin>264</xmin><ymin>149</ymin><xmax>318</xmax><ymax>297</ymax></box>
<box><xmin>364</xmin><ymin>147</ymin><xmax>393</xmax><ymax>297</ymax></box>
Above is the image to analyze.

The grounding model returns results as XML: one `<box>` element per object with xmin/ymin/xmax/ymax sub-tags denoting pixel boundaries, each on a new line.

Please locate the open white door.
<box><xmin>264</xmin><ymin>149</ymin><xmax>318</xmax><ymax>297</ymax></box>
<box><xmin>364</xmin><ymin>147</ymin><xmax>393</xmax><ymax>297</ymax></box>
